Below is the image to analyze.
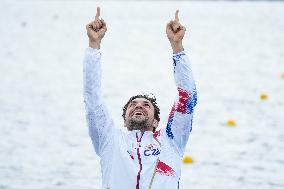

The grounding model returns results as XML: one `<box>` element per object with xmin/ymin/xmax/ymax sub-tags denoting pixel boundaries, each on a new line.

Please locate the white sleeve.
<box><xmin>164</xmin><ymin>51</ymin><xmax>198</xmax><ymax>156</ymax></box>
<box><xmin>83</xmin><ymin>47</ymin><xmax>114</xmax><ymax>156</ymax></box>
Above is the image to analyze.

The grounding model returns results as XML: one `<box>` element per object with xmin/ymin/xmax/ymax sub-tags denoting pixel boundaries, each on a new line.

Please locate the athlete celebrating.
<box><xmin>83</xmin><ymin>7</ymin><xmax>197</xmax><ymax>189</ymax></box>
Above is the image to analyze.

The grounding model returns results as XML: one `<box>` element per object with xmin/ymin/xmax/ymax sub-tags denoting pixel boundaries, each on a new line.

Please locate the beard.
<box><xmin>125</xmin><ymin>116</ymin><xmax>152</xmax><ymax>131</ymax></box>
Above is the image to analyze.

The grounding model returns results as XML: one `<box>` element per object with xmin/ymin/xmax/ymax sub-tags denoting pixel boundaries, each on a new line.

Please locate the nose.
<box><xmin>134</xmin><ymin>102</ymin><xmax>143</xmax><ymax>109</ymax></box>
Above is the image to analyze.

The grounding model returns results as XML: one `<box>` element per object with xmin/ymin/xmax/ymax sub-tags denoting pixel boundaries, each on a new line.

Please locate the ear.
<box><xmin>153</xmin><ymin>119</ymin><xmax>159</xmax><ymax>129</ymax></box>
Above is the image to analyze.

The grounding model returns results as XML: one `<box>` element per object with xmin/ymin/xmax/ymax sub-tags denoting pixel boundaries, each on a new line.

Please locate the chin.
<box><xmin>126</xmin><ymin>117</ymin><xmax>150</xmax><ymax>131</ymax></box>
<box><xmin>132</xmin><ymin>116</ymin><xmax>146</xmax><ymax>122</ymax></box>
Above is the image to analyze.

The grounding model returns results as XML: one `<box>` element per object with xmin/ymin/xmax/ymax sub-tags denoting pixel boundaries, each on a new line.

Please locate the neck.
<box><xmin>129</xmin><ymin>128</ymin><xmax>153</xmax><ymax>135</ymax></box>
<box><xmin>139</xmin><ymin>128</ymin><xmax>150</xmax><ymax>134</ymax></box>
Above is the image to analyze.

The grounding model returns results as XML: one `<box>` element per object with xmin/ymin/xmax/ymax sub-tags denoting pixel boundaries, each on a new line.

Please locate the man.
<box><xmin>83</xmin><ymin>7</ymin><xmax>197</xmax><ymax>189</ymax></box>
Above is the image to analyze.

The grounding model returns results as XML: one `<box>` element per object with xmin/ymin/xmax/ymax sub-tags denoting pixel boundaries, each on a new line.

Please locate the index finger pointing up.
<box><xmin>95</xmin><ymin>7</ymin><xmax>100</xmax><ymax>20</ymax></box>
<box><xmin>175</xmin><ymin>9</ymin><xmax>179</xmax><ymax>21</ymax></box>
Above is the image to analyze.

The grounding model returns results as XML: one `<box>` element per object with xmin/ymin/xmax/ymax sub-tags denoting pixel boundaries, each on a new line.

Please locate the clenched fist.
<box><xmin>86</xmin><ymin>7</ymin><xmax>107</xmax><ymax>49</ymax></box>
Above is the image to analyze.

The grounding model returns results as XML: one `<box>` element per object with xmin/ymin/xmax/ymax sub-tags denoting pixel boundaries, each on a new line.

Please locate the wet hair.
<box><xmin>122</xmin><ymin>94</ymin><xmax>160</xmax><ymax>122</ymax></box>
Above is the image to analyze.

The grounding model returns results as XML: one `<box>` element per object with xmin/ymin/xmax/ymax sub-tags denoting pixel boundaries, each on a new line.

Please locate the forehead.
<box><xmin>131</xmin><ymin>97</ymin><xmax>152</xmax><ymax>104</ymax></box>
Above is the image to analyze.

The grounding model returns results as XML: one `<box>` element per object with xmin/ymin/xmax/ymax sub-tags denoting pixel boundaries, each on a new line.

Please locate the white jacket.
<box><xmin>83</xmin><ymin>48</ymin><xmax>197</xmax><ymax>189</ymax></box>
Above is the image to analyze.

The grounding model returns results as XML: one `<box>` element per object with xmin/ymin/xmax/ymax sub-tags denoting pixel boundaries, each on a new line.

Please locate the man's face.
<box><xmin>124</xmin><ymin>98</ymin><xmax>157</xmax><ymax>131</ymax></box>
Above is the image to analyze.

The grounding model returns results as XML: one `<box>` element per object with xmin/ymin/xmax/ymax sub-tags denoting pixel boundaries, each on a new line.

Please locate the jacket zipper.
<box><xmin>136</xmin><ymin>132</ymin><xmax>143</xmax><ymax>189</ymax></box>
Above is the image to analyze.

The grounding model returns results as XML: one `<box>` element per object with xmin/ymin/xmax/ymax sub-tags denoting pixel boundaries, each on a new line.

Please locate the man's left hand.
<box><xmin>166</xmin><ymin>10</ymin><xmax>186</xmax><ymax>53</ymax></box>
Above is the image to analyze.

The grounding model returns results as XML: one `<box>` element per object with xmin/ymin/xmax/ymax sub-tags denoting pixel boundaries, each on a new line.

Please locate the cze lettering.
<box><xmin>144</xmin><ymin>148</ymin><xmax>160</xmax><ymax>156</ymax></box>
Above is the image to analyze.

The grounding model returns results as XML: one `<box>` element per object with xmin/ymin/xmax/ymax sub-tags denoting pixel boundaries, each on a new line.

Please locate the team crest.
<box><xmin>144</xmin><ymin>144</ymin><xmax>160</xmax><ymax>156</ymax></box>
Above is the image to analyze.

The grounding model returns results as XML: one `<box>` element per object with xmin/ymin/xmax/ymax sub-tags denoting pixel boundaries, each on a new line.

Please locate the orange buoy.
<box><xmin>183</xmin><ymin>155</ymin><xmax>194</xmax><ymax>164</ymax></box>
<box><xmin>227</xmin><ymin>119</ymin><xmax>236</xmax><ymax>127</ymax></box>
<box><xmin>260</xmin><ymin>93</ymin><xmax>268</xmax><ymax>100</ymax></box>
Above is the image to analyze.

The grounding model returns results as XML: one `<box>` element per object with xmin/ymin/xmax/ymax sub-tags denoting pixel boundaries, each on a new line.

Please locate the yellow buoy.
<box><xmin>227</xmin><ymin>119</ymin><xmax>236</xmax><ymax>127</ymax></box>
<box><xmin>281</xmin><ymin>73</ymin><xmax>284</xmax><ymax>79</ymax></box>
<box><xmin>260</xmin><ymin>93</ymin><xmax>268</xmax><ymax>100</ymax></box>
<box><xmin>183</xmin><ymin>155</ymin><xmax>194</xmax><ymax>164</ymax></box>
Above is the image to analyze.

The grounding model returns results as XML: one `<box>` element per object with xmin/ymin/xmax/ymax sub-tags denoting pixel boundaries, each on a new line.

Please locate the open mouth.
<box><xmin>134</xmin><ymin>112</ymin><xmax>143</xmax><ymax>116</ymax></box>
<box><xmin>131</xmin><ymin>110</ymin><xmax>146</xmax><ymax>116</ymax></box>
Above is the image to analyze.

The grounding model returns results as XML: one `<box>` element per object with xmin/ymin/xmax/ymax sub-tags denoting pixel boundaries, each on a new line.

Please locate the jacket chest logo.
<box><xmin>143</xmin><ymin>143</ymin><xmax>160</xmax><ymax>157</ymax></box>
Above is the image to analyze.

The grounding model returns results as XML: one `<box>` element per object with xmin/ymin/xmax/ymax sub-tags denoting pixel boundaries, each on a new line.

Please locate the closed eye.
<box><xmin>144</xmin><ymin>103</ymin><xmax>150</xmax><ymax>107</ymax></box>
<box><xmin>129</xmin><ymin>102</ymin><xmax>137</xmax><ymax>107</ymax></box>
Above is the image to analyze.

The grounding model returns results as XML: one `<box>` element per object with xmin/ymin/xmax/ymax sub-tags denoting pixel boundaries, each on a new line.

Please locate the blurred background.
<box><xmin>0</xmin><ymin>0</ymin><xmax>284</xmax><ymax>188</ymax></box>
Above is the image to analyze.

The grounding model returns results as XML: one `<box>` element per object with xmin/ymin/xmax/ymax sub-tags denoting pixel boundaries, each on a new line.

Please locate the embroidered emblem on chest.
<box><xmin>143</xmin><ymin>144</ymin><xmax>160</xmax><ymax>156</ymax></box>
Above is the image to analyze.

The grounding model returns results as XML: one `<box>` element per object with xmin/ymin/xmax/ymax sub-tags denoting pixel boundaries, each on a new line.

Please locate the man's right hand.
<box><xmin>86</xmin><ymin>7</ymin><xmax>107</xmax><ymax>49</ymax></box>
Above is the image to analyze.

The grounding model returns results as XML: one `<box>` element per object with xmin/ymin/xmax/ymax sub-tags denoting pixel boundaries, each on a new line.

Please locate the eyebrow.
<box><xmin>131</xmin><ymin>100</ymin><xmax>151</xmax><ymax>104</ymax></box>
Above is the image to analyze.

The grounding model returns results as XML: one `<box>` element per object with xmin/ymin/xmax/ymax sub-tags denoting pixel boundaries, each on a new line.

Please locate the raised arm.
<box><xmin>165</xmin><ymin>10</ymin><xmax>197</xmax><ymax>155</ymax></box>
<box><xmin>83</xmin><ymin>7</ymin><xmax>113</xmax><ymax>156</ymax></box>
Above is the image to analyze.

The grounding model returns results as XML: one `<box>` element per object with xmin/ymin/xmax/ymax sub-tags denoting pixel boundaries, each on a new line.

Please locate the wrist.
<box><xmin>170</xmin><ymin>42</ymin><xmax>183</xmax><ymax>54</ymax></box>
<box><xmin>89</xmin><ymin>40</ymin><xmax>101</xmax><ymax>49</ymax></box>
